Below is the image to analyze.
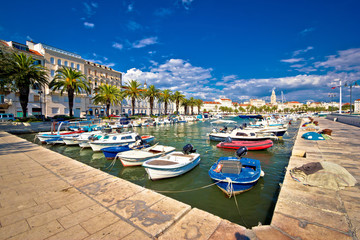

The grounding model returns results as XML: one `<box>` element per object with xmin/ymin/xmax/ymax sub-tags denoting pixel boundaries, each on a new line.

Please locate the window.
<box><xmin>33</xmin><ymin>95</ymin><xmax>40</xmax><ymax>102</ymax></box>
<box><xmin>71</xmin><ymin>62</ymin><xmax>74</xmax><ymax>68</ymax></box>
<box><xmin>52</xmin><ymin>95</ymin><xmax>59</xmax><ymax>102</ymax></box>
<box><xmin>77</xmin><ymin>64</ymin><xmax>80</xmax><ymax>70</ymax></box>
<box><xmin>64</xmin><ymin>108</ymin><xmax>69</xmax><ymax>114</ymax></box>
<box><xmin>64</xmin><ymin>61</ymin><xmax>68</xmax><ymax>67</ymax></box>
<box><xmin>112</xmin><ymin>137</ymin><xmax>117</xmax><ymax>140</ymax></box>
<box><xmin>50</xmin><ymin>57</ymin><xmax>55</xmax><ymax>64</ymax></box>
<box><xmin>33</xmin><ymin>60</ymin><xmax>41</xmax><ymax>65</ymax></box>
<box><xmin>57</xmin><ymin>59</ymin><xmax>61</xmax><ymax>66</ymax></box>
<box><xmin>75</xmin><ymin>97</ymin><xmax>81</xmax><ymax>103</ymax></box>
<box><xmin>51</xmin><ymin>70</ymin><xmax>55</xmax><ymax>77</ymax></box>
<box><xmin>121</xmin><ymin>136</ymin><xmax>132</xmax><ymax>140</ymax></box>
<box><xmin>52</xmin><ymin>108</ymin><xmax>59</xmax><ymax>114</ymax></box>
<box><xmin>0</xmin><ymin>95</ymin><xmax>4</xmax><ymax>103</ymax></box>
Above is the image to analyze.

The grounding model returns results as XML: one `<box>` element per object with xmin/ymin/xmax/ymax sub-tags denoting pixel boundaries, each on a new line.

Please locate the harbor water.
<box><xmin>20</xmin><ymin>117</ymin><xmax>299</xmax><ymax>227</ymax></box>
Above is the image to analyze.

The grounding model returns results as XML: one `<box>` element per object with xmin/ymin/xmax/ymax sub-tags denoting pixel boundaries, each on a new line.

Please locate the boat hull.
<box><xmin>143</xmin><ymin>155</ymin><xmax>201</xmax><ymax>180</ymax></box>
<box><xmin>216</xmin><ymin>140</ymin><xmax>273</xmax><ymax>150</ymax></box>
<box><xmin>101</xmin><ymin>144</ymin><xmax>150</xmax><ymax>160</ymax></box>
<box><xmin>209</xmin><ymin>134</ymin><xmax>275</xmax><ymax>141</ymax></box>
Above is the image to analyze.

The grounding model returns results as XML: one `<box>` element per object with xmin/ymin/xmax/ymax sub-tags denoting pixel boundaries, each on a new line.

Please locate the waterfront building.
<box><xmin>250</xmin><ymin>99</ymin><xmax>266</xmax><ymax>108</ymax></box>
<box><xmin>0</xmin><ymin>40</ymin><xmax>45</xmax><ymax>117</ymax></box>
<box><xmin>285</xmin><ymin>101</ymin><xmax>303</xmax><ymax>109</ymax></box>
<box><xmin>354</xmin><ymin>99</ymin><xmax>360</xmax><ymax>113</ymax></box>
<box><xmin>84</xmin><ymin>61</ymin><xmax>122</xmax><ymax>116</ymax></box>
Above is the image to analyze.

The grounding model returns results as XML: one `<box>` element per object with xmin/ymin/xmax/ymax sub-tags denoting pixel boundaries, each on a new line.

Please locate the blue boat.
<box><xmin>101</xmin><ymin>144</ymin><xmax>150</xmax><ymax>160</ymax></box>
<box><xmin>238</xmin><ymin>114</ymin><xmax>262</xmax><ymax>119</ymax></box>
<box><xmin>302</xmin><ymin>132</ymin><xmax>325</xmax><ymax>140</ymax></box>
<box><xmin>208</xmin><ymin>147</ymin><xmax>263</xmax><ymax>197</ymax></box>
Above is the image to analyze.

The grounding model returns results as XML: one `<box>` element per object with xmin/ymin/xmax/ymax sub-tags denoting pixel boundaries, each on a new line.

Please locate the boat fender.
<box><xmin>214</xmin><ymin>163</ymin><xmax>223</xmax><ymax>173</ymax></box>
<box><xmin>261</xmin><ymin>170</ymin><xmax>265</xmax><ymax>177</ymax></box>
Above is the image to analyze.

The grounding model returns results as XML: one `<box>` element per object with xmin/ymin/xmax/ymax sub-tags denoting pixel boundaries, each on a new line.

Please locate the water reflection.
<box><xmin>19</xmin><ymin>117</ymin><xmax>299</xmax><ymax>227</ymax></box>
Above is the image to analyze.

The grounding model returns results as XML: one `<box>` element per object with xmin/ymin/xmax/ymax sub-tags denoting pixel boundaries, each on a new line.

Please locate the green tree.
<box><xmin>172</xmin><ymin>91</ymin><xmax>185</xmax><ymax>114</ymax></box>
<box><xmin>49</xmin><ymin>66</ymin><xmax>90</xmax><ymax>117</ymax></box>
<box><xmin>181</xmin><ymin>98</ymin><xmax>189</xmax><ymax>115</ymax></box>
<box><xmin>188</xmin><ymin>97</ymin><xmax>196</xmax><ymax>115</ymax></box>
<box><xmin>122</xmin><ymin>79</ymin><xmax>143</xmax><ymax>116</ymax></box>
<box><xmin>144</xmin><ymin>84</ymin><xmax>160</xmax><ymax>116</ymax></box>
<box><xmin>0</xmin><ymin>52</ymin><xmax>49</xmax><ymax>118</ymax></box>
<box><xmin>92</xmin><ymin>84</ymin><xmax>124</xmax><ymax>117</ymax></box>
<box><xmin>161</xmin><ymin>89</ymin><xmax>172</xmax><ymax>115</ymax></box>
<box><xmin>195</xmin><ymin>99</ymin><xmax>203</xmax><ymax>114</ymax></box>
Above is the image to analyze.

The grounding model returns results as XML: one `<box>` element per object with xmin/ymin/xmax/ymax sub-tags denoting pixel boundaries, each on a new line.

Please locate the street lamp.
<box><xmin>344</xmin><ymin>80</ymin><xmax>359</xmax><ymax>115</ymax></box>
<box><xmin>328</xmin><ymin>93</ymin><xmax>336</xmax><ymax>112</ymax></box>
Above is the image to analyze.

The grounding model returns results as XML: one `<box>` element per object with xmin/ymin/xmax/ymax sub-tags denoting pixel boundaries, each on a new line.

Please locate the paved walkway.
<box><xmin>252</xmin><ymin>117</ymin><xmax>359</xmax><ymax>240</ymax></box>
<box><xmin>0</xmin><ymin>131</ymin><xmax>252</xmax><ymax>240</ymax></box>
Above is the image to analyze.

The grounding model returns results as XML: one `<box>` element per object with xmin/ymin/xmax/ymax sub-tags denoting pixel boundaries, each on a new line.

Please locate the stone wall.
<box><xmin>326</xmin><ymin>113</ymin><xmax>360</xmax><ymax>127</ymax></box>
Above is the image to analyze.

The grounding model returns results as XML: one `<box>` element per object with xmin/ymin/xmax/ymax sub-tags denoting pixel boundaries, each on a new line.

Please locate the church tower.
<box><xmin>271</xmin><ymin>89</ymin><xmax>277</xmax><ymax>105</ymax></box>
<box><xmin>143</xmin><ymin>80</ymin><xmax>147</xmax><ymax>89</ymax></box>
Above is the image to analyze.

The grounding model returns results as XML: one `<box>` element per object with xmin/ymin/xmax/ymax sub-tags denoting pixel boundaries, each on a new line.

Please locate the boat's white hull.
<box><xmin>90</xmin><ymin>142</ymin><xmax>134</xmax><ymax>152</ymax></box>
<box><xmin>62</xmin><ymin>138</ymin><xmax>78</xmax><ymax>146</ymax></box>
<box><xmin>144</xmin><ymin>156</ymin><xmax>201</xmax><ymax>180</ymax></box>
<box><xmin>120</xmin><ymin>155</ymin><xmax>158</xmax><ymax>166</ymax></box>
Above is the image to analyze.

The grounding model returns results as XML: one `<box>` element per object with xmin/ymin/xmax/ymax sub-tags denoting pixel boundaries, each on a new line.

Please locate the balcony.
<box><xmin>0</xmin><ymin>99</ymin><xmax>12</xmax><ymax>109</ymax></box>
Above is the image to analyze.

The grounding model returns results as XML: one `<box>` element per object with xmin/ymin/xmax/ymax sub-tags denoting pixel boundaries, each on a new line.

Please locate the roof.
<box><xmin>29</xmin><ymin>49</ymin><xmax>42</xmax><ymax>56</ymax></box>
<box><xmin>0</xmin><ymin>40</ymin><xmax>9</xmax><ymax>46</ymax></box>
<box><xmin>239</xmin><ymin>104</ymin><xmax>249</xmax><ymax>107</ymax></box>
<box><xmin>355</xmin><ymin>99</ymin><xmax>360</xmax><ymax>101</ymax></box>
<box><xmin>287</xmin><ymin>101</ymin><xmax>301</xmax><ymax>104</ymax></box>
<box><xmin>220</xmin><ymin>98</ymin><xmax>231</xmax><ymax>100</ymax></box>
<box><xmin>203</xmin><ymin>101</ymin><xmax>220</xmax><ymax>104</ymax></box>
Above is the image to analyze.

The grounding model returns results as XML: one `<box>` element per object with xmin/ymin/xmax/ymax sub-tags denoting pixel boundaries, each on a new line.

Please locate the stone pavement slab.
<box><xmin>0</xmin><ymin>131</ymin><xmax>251</xmax><ymax>239</ymax></box>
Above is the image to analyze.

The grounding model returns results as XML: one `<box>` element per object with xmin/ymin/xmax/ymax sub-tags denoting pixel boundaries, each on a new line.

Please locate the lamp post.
<box><xmin>344</xmin><ymin>80</ymin><xmax>359</xmax><ymax>115</ymax></box>
<box><xmin>328</xmin><ymin>93</ymin><xmax>336</xmax><ymax>112</ymax></box>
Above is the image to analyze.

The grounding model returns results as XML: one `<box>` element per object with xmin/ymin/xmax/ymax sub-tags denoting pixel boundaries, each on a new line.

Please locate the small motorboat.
<box><xmin>209</xmin><ymin>147</ymin><xmax>264</xmax><ymax>197</ymax></box>
<box><xmin>116</xmin><ymin>144</ymin><xmax>176</xmax><ymax>167</ymax></box>
<box><xmin>101</xmin><ymin>142</ymin><xmax>150</xmax><ymax>160</ymax></box>
<box><xmin>142</xmin><ymin>144</ymin><xmax>200</xmax><ymax>180</ymax></box>
<box><xmin>216</xmin><ymin>137</ymin><xmax>273</xmax><ymax>150</ymax></box>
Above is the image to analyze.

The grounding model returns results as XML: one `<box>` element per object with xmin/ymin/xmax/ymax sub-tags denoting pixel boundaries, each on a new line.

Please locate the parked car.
<box><xmin>0</xmin><ymin>113</ymin><xmax>15</xmax><ymax>122</ymax></box>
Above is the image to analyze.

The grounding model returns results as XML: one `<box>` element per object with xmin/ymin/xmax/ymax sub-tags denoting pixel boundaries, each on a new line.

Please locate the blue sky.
<box><xmin>1</xmin><ymin>0</ymin><xmax>360</xmax><ymax>103</ymax></box>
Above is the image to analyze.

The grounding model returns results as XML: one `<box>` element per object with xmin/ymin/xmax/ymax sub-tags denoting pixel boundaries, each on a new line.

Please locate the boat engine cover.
<box><xmin>236</xmin><ymin>146</ymin><xmax>248</xmax><ymax>158</ymax></box>
<box><xmin>183</xmin><ymin>144</ymin><xmax>197</xmax><ymax>154</ymax></box>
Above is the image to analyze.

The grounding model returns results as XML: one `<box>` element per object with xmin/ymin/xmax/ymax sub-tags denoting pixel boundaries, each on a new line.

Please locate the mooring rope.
<box><xmin>152</xmin><ymin>181</ymin><xmax>221</xmax><ymax>193</ymax></box>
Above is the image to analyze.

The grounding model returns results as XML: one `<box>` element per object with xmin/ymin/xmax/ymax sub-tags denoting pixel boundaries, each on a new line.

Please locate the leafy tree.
<box><xmin>49</xmin><ymin>66</ymin><xmax>90</xmax><ymax>117</ymax></box>
<box><xmin>172</xmin><ymin>91</ymin><xmax>185</xmax><ymax>114</ymax></box>
<box><xmin>92</xmin><ymin>84</ymin><xmax>124</xmax><ymax>117</ymax></box>
<box><xmin>195</xmin><ymin>99</ymin><xmax>203</xmax><ymax>114</ymax></box>
<box><xmin>181</xmin><ymin>98</ymin><xmax>189</xmax><ymax>115</ymax></box>
<box><xmin>144</xmin><ymin>84</ymin><xmax>160</xmax><ymax>116</ymax></box>
<box><xmin>0</xmin><ymin>52</ymin><xmax>48</xmax><ymax>118</ymax></box>
<box><xmin>188</xmin><ymin>97</ymin><xmax>196</xmax><ymax>115</ymax></box>
<box><xmin>161</xmin><ymin>89</ymin><xmax>172</xmax><ymax>115</ymax></box>
<box><xmin>122</xmin><ymin>79</ymin><xmax>143</xmax><ymax>116</ymax></box>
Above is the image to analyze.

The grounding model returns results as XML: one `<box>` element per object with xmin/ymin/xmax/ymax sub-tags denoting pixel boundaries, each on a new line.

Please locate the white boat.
<box><xmin>116</xmin><ymin>145</ymin><xmax>176</xmax><ymax>167</ymax></box>
<box><xmin>62</xmin><ymin>131</ymin><xmax>102</xmax><ymax>146</ymax></box>
<box><xmin>142</xmin><ymin>145</ymin><xmax>200</xmax><ymax>180</ymax></box>
<box><xmin>208</xmin><ymin>120</ymin><xmax>278</xmax><ymax>141</ymax></box>
<box><xmin>89</xmin><ymin>132</ymin><xmax>140</xmax><ymax>152</ymax></box>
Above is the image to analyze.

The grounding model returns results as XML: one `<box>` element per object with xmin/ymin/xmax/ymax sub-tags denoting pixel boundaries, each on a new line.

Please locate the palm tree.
<box><xmin>181</xmin><ymin>98</ymin><xmax>189</xmax><ymax>115</ymax></box>
<box><xmin>188</xmin><ymin>97</ymin><xmax>196</xmax><ymax>115</ymax></box>
<box><xmin>0</xmin><ymin>52</ymin><xmax>48</xmax><ymax>118</ymax></box>
<box><xmin>144</xmin><ymin>84</ymin><xmax>160</xmax><ymax>116</ymax></box>
<box><xmin>92</xmin><ymin>84</ymin><xmax>124</xmax><ymax>117</ymax></box>
<box><xmin>49</xmin><ymin>67</ymin><xmax>90</xmax><ymax>117</ymax></box>
<box><xmin>172</xmin><ymin>91</ymin><xmax>185</xmax><ymax>114</ymax></box>
<box><xmin>161</xmin><ymin>89</ymin><xmax>172</xmax><ymax>115</ymax></box>
<box><xmin>195</xmin><ymin>99</ymin><xmax>203</xmax><ymax>114</ymax></box>
<box><xmin>122</xmin><ymin>79</ymin><xmax>143</xmax><ymax>116</ymax></box>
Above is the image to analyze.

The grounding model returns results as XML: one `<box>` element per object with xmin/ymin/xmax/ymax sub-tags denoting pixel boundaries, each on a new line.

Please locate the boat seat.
<box><xmin>148</xmin><ymin>149</ymin><xmax>163</xmax><ymax>154</ymax></box>
<box><xmin>219</xmin><ymin>160</ymin><xmax>242</xmax><ymax>174</ymax></box>
<box><xmin>147</xmin><ymin>160</ymin><xmax>177</xmax><ymax>166</ymax></box>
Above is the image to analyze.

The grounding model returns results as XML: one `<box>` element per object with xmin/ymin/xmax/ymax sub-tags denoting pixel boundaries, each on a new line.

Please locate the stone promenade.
<box><xmin>252</xmin><ymin>117</ymin><xmax>359</xmax><ymax>240</ymax></box>
<box><xmin>0</xmin><ymin>131</ymin><xmax>252</xmax><ymax>240</ymax></box>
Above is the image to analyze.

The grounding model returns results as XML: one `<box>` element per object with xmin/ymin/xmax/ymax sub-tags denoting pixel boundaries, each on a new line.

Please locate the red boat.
<box><xmin>216</xmin><ymin>139</ymin><xmax>273</xmax><ymax>150</ymax></box>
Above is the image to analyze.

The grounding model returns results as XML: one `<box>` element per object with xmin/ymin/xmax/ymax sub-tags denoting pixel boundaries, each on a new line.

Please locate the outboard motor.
<box><xmin>182</xmin><ymin>144</ymin><xmax>197</xmax><ymax>155</ymax></box>
<box><xmin>243</xmin><ymin>123</ymin><xmax>247</xmax><ymax>128</ymax></box>
<box><xmin>224</xmin><ymin>137</ymin><xmax>232</xmax><ymax>143</ymax></box>
<box><xmin>135</xmin><ymin>135</ymin><xmax>145</xmax><ymax>145</ymax></box>
<box><xmin>236</xmin><ymin>146</ymin><xmax>248</xmax><ymax>158</ymax></box>
<box><xmin>102</xmin><ymin>126</ymin><xmax>112</xmax><ymax>133</ymax></box>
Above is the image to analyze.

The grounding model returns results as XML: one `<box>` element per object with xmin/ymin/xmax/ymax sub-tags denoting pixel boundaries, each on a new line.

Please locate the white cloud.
<box><xmin>84</xmin><ymin>22</ymin><xmax>95</xmax><ymax>28</ymax></box>
<box><xmin>112</xmin><ymin>42</ymin><xmax>123</xmax><ymax>50</ymax></box>
<box><xmin>83</xmin><ymin>2</ymin><xmax>97</xmax><ymax>17</ymax></box>
<box><xmin>127</xmin><ymin>21</ymin><xmax>141</xmax><ymax>31</ymax></box>
<box><xmin>132</xmin><ymin>37</ymin><xmax>158</xmax><ymax>48</ymax></box>
<box><xmin>300</xmin><ymin>27</ymin><xmax>315</xmax><ymax>36</ymax></box>
<box><xmin>222</xmin><ymin>75</ymin><xmax>237</xmax><ymax>81</ymax></box>
<box><xmin>315</xmin><ymin>48</ymin><xmax>360</xmax><ymax>71</ymax></box>
<box><xmin>280</xmin><ymin>58</ymin><xmax>304</xmax><ymax>63</ymax></box>
<box><xmin>181</xmin><ymin>0</ymin><xmax>194</xmax><ymax>10</ymax></box>
<box><xmin>26</xmin><ymin>35</ymin><xmax>33</xmax><ymax>41</ymax></box>
<box><xmin>123</xmin><ymin>59</ymin><xmax>213</xmax><ymax>95</ymax></box>
<box><xmin>293</xmin><ymin>46</ymin><xmax>314</xmax><ymax>56</ymax></box>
